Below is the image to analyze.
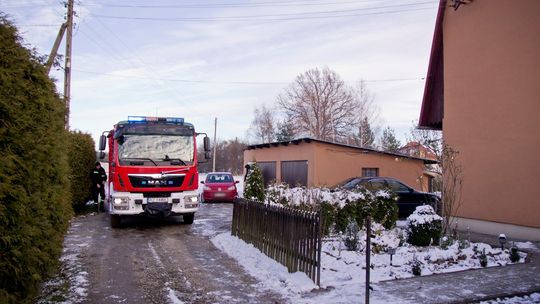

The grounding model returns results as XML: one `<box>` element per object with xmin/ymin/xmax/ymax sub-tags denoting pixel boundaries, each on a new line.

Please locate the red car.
<box><xmin>201</xmin><ymin>172</ymin><xmax>239</xmax><ymax>203</ymax></box>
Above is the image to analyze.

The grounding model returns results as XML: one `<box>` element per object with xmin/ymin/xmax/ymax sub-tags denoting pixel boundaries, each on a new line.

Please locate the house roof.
<box><xmin>245</xmin><ymin>137</ymin><xmax>438</xmax><ymax>164</ymax></box>
<box><xmin>418</xmin><ymin>0</ymin><xmax>446</xmax><ymax>130</ymax></box>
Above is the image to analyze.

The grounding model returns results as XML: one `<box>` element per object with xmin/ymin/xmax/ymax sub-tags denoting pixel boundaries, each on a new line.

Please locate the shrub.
<box><xmin>411</xmin><ymin>256</ymin><xmax>422</xmax><ymax>276</ymax></box>
<box><xmin>509</xmin><ymin>247</ymin><xmax>520</xmax><ymax>263</ymax></box>
<box><xmin>68</xmin><ymin>131</ymin><xmax>96</xmax><ymax>212</ymax></box>
<box><xmin>343</xmin><ymin>218</ymin><xmax>360</xmax><ymax>251</ymax></box>
<box><xmin>479</xmin><ymin>249</ymin><xmax>488</xmax><ymax>267</ymax></box>
<box><xmin>335</xmin><ymin>188</ymin><xmax>398</xmax><ymax>232</ymax></box>
<box><xmin>319</xmin><ymin>201</ymin><xmax>337</xmax><ymax>235</ymax></box>
<box><xmin>407</xmin><ymin>205</ymin><xmax>442</xmax><ymax>246</ymax></box>
<box><xmin>0</xmin><ymin>17</ymin><xmax>73</xmax><ymax>303</ymax></box>
<box><xmin>244</xmin><ymin>163</ymin><xmax>265</xmax><ymax>201</ymax></box>
<box><xmin>265</xmin><ymin>183</ymin><xmax>289</xmax><ymax>206</ymax></box>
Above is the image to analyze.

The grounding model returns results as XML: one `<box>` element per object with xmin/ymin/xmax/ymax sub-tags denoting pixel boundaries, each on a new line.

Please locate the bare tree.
<box><xmin>249</xmin><ymin>104</ymin><xmax>276</xmax><ymax>143</ymax></box>
<box><xmin>407</xmin><ymin>121</ymin><xmax>443</xmax><ymax>158</ymax></box>
<box><xmin>440</xmin><ymin>143</ymin><xmax>463</xmax><ymax>235</ymax></box>
<box><xmin>277</xmin><ymin>67</ymin><xmax>359</xmax><ymax>142</ymax></box>
<box><xmin>198</xmin><ymin>138</ymin><xmax>247</xmax><ymax>175</ymax></box>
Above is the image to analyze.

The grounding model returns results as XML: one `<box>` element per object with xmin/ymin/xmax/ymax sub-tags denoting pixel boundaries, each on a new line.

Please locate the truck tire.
<box><xmin>183</xmin><ymin>213</ymin><xmax>194</xmax><ymax>224</ymax></box>
<box><xmin>110</xmin><ymin>214</ymin><xmax>121</xmax><ymax>228</ymax></box>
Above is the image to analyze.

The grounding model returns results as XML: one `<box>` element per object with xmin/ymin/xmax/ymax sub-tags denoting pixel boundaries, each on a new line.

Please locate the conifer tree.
<box><xmin>358</xmin><ymin>117</ymin><xmax>375</xmax><ymax>148</ymax></box>
<box><xmin>380</xmin><ymin>126</ymin><xmax>401</xmax><ymax>152</ymax></box>
<box><xmin>244</xmin><ymin>163</ymin><xmax>265</xmax><ymax>202</ymax></box>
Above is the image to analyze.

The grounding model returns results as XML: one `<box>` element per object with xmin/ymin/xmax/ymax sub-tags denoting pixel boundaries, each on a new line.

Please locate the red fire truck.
<box><xmin>98</xmin><ymin>116</ymin><xmax>210</xmax><ymax>227</ymax></box>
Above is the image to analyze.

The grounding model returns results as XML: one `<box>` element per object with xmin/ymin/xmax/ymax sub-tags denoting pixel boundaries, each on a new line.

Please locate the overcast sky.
<box><xmin>1</xmin><ymin>0</ymin><xmax>438</xmax><ymax>146</ymax></box>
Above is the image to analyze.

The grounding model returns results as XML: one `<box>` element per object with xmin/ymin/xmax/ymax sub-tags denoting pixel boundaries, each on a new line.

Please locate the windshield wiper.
<box><xmin>163</xmin><ymin>155</ymin><xmax>187</xmax><ymax>166</ymax></box>
<box><xmin>123</xmin><ymin>157</ymin><xmax>158</xmax><ymax>166</ymax></box>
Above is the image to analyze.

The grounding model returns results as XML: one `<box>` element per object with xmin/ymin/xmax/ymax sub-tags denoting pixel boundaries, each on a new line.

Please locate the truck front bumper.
<box><xmin>108</xmin><ymin>191</ymin><xmax>199</xmax><ymax>216</ymax></box>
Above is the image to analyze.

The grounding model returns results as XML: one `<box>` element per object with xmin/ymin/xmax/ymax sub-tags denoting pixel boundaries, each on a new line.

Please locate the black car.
<box><xmin>337</xmin><ymin>177</ymin><xmax>441</xmax><ymax>218</ymax></box>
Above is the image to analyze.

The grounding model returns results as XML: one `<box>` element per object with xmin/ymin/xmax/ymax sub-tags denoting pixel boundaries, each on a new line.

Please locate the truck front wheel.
<box><xmin>110</xmin><ymin>214</ymin><xmax>121</xmax><ymax>228</ymax></box>
<box><xmin>183</xmin><ymin>213</ymin><xmax>194</xmax><ymax>224</ymax></box>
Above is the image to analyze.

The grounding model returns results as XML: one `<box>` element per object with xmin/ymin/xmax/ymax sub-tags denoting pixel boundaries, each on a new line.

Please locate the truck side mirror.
<box><xmin>99</xmin><ymin>151</ymin><xmax>105</xmax><ymax>159</ymax></box>
<box><xmin>203</xmin><ymin>136</ymin><xmax>211</xmax><ymax>152</ymax></box>
<box><xmin>99</xmin><ymin>134</ymin><xmax>107</xmax><ymax>151</ymax></box>
<box><xmin>205</xmin><ymin>151</ymin><xmax>211</xmax><ymax>160</ymax></box>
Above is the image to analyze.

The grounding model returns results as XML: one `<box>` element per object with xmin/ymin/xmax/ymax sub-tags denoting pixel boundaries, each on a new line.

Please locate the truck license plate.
<box><xmin>147</xmin><ymin>197</ymin><xmax>168</xmax><ymax>203</ymax></box>
<box><xmin>214</xmin><ymin>193</ymin><xmax>226</xmax><ymax>197</ymax></box>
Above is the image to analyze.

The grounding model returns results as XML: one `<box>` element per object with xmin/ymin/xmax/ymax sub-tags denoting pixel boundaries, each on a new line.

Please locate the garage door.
<box><xmin>257</xmin><ymin>161</ymin><xmax>276</xmax><ymax>186</ymax></box>
<box><xmin>281</xmin><ymin>160</ymin><xmax>308</xmax><ymax>187</ymax></box>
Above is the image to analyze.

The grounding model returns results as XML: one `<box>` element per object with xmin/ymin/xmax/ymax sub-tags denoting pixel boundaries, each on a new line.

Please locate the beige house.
<box><xmin>244</xmin><ymin>138</ymin><xmax>436</xmax><ymax>191</ymax></box>
<box><xmin>419</xmin><ymin>0</ymin><xmax>540</xmax><ymax>240</ymax></box>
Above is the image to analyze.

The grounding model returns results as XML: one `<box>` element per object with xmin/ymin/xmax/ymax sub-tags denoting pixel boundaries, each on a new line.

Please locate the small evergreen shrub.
<box><xmin>343</xmin><ymin>218</ymin><xmax>360</xmax><ymax>251</ymax></box>
<box><xmin>479</xmin><ymin>249</ymin><xmax>488</xmax><ymax>267</ymax></box>
<box><xmin>68</xmin><ymin>131</ymin><xmax>96</xmax><ymax>212</ymax></box>
<box><xmin>439</xmin><ymin>236</ymin><xmax>453</xmax><ymax>250</ymax></box>
<box><xmin>509</xmin><ymin>247</ymin><xmax>520</xmax><ymax>263</ymax></box>
<box><xmin>244</xmin><ymin>163</ymin><xmax>265</xmax><ymax>202</ymax></box>
<box><xmin>407</xmin><ymin>205</ymin><xmax>443</xmax><ymax>246</ymax></box>
<box><xmin>411</xmin><ymin>256</ymin><xmax>422</xmax><ymax>276</ymax></box>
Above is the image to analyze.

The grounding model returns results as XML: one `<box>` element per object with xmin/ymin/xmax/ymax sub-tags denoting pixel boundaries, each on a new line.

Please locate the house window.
<box><xmin>362</xmin><ymin>168</ymin><xmax>379</xmax><ymax>177</ymax></box>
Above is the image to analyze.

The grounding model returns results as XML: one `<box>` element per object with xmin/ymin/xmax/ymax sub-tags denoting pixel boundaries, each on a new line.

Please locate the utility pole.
<box><xmin>63</xmin><ymin>0</ymin><xmax>74</xmax><ymax>129</ymax></box>
<box><xmin>45</xmin><ymin>23</ymin><xmax>67</xmax><ymax>73</ymax></box>
<box><xmin>212</xmin><ymin>117</ymin><xmax>217</xmax><ymax>172</ymax></box>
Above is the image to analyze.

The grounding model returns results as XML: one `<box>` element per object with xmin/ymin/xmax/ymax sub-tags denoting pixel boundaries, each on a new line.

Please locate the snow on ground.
<box><xmin>479</xmin><ymin>293</ymin><xmax>540</xmax><ymax>304</ymax></box>
<box><xmin>514</xmin><ymin>241</ymin><xmax>537</xmax><ymax>250</ymax></box>
<box><xmin>212</xmin><ymin>227</ymin><xmax>527</xmax><ymax>303</ymax></box>
<box><xmin>210</xmin><ymin>183</ymin><xmax>529</xmax><ymax>303</ymax></box>
<box><xmin>38</xmin><ymin>217</ymin><xmax>92</xmax><ymax>304</ymax></box>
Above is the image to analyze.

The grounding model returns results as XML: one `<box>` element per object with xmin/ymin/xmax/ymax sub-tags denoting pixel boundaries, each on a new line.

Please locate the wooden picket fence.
<box><xmin>231</xmin><ymin>198</ymin><xmax>322</xmax><ymax>286</ymax></box>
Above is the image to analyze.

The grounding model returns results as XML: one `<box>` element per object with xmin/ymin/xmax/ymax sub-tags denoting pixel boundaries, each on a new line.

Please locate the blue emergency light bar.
<box><xmin>127</xmin><ymin>116</ymin><xmax>184</xmax><ymax>124</ymax></box>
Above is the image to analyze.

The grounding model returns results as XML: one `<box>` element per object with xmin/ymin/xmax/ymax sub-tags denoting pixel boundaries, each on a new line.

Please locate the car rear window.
<box><xmin>206</xmin><ymin>174</ymin><xmax>233</xmax><ymax>183</ymax></box>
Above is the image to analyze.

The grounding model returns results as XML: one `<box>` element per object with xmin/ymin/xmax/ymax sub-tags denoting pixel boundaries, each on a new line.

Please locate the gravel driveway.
<box><xmin>38</xmin><ymin>203</ymin><xmax>285</xmax><ymax>304</ymax></box>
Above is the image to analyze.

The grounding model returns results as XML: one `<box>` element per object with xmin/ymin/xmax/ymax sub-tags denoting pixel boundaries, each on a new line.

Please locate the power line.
<box><xmin>81</xmin><ymin>0</ymin><xmax>393</xmax><ymax>9</ymax></box>
<box><xmin>90</xmin><ymin>6</ymin><xmax>436</xmax><ymax>22</ymax></box>
<box><xmin>73</xmin><ymin>68</ymin><xmax>425</xmax><ymax>85</ymax></box>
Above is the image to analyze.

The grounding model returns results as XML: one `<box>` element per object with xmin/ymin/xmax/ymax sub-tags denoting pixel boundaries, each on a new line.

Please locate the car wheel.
<box><xmin>110</xmin><ymin>215</ymin><xmax>121</xmax><ymax>228</ymax></box>
<box><xmin>183</xmin><ymin>213</ymin><xmax>194</xmax><ymax>224</ymax></box>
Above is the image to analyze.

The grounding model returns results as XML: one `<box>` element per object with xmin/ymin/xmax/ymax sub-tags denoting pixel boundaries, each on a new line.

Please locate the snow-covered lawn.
<box><xmin>212</xmin><ymin>223</ymin><xmax>530</xmax><ymax>303</ymax></box>
<box><xmin>479</xmin><ymin>293</ymin><xmax>540</xmax><ymax>304</ymax></box>
<box><xmin>211</xmin><ymin>183</ymin><xmax>532</xmax><ymax>303</ymax></box>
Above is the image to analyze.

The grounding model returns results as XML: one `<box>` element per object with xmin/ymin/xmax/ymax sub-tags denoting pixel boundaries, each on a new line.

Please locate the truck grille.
<box><xmin>128</xmin><ymin>175</ymin><xmax>184</xmax><ymax>188</ymax></box>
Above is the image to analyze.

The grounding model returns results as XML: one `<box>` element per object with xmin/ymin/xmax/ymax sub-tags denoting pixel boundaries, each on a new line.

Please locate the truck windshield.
<box><xmin>118</xmin><ymin>134</ymin><xmax>194</xmax><ymax>165</ymax></box>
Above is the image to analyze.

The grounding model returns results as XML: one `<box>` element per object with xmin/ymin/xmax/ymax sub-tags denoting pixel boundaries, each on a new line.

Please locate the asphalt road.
<box><xmin>39</xmin><ymin>203</ymin><xmax>286</xmax><ymax>304</ymax></box>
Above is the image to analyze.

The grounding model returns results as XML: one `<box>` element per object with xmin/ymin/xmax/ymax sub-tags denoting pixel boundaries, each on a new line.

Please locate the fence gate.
<box><xmin>231</xmin><ymin>198</ymin><xmax>322</xmax><ymax>286</ymax></box>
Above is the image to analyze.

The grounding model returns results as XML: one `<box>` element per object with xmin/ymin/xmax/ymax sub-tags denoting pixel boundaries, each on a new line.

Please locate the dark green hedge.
<box><xmin>68</xmin><ymin>131</ymin><xmax>96</xmax><ymax>211</ymax></box>
<box><xmin>0</xmin><ymin>16</ymin><xmax>73</xmax><ymax>303</ymax></box>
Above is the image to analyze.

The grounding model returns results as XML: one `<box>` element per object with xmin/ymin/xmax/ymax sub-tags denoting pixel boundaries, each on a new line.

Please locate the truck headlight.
<box><xmin>113</xmin><ymin>197</ymin><xmax>129</xmax><ymax>205</ymax></box>
<box><xmin>184</xmin><ymin>195</ymin><xmax>198</xmax><ymax>208</ymax></box>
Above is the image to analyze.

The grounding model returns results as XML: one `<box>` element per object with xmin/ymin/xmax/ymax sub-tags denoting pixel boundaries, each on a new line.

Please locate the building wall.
<box><xmin>311</xmin><ymin>142</ymin><xmax>426</xmax><ymax>190</ymax></box>
<box><xmin>243</xmin><ymin>143</ymin><xmax>316</xmax><ymax>185</ymax></box>
<box><xmin>244</xmin><ymin>141</ymin><xmax>428</xmax><ymax>191</ymax></box>
<box><xmin>443</xmin><ymin>0</ymin><xmax>540</xmax><ymax>228</ymax></box>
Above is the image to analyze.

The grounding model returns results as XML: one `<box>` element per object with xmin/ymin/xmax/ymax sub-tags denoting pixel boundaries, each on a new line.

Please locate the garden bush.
<box><xmin>0</xmin><ymin>17</ymin><xmax>73</xmax><ymax>303</ymax></box>
<box><xmin>335</xmin><ymin>188</ymin><xmax>398</xmax><ymax>232</ymax></box>
<box><xmin>68</xmin><ymin>131</ymin><xmax>96</xmax><ymax>212</ymax></box>
<box><xmin>244</xmin><ymin>162</ymin><xmax>265</xmax><ymax>201</ymax></box>
<box><xmin>509</xmin><ymin>247</ymin><xmax>520</xmax><ymax>263</ymax></box>
<box><xmin>407</xmin><ymin>205</ymin><xmax>442</xmax><ymax>246</ymax></box>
